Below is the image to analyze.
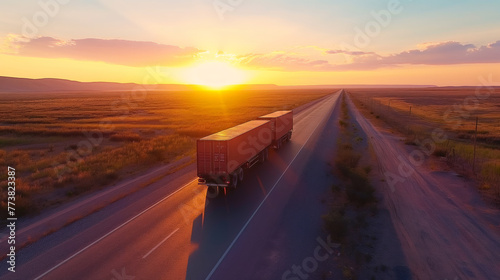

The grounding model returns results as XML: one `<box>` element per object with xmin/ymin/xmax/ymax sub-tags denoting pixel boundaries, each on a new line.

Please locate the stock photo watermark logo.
<box><xmin>111</xmin><ymin>267</ymin><xmax>135</xmax><ymax>280</ymax></box>
<box><xmin>384</xmin><ymin>74</ymin><xmax>498</xmax><ymax>191</ymax></box>
<box><xmin>179</xmin><ymin>114</ymin><xmax>292</xmax><ymax>223</ymax></box>
<box><xmin>179</xmin><ymin>185</ymin><xmax>209</xmax><ymax>225</ymax></box>
<box><xmin>51</xmin><ymin>66</ymin><xmax>168</xmax><ymax>182</ymax></box>
<box><xmin>213</xmin><ymin>0</ymin><xmax>244</xmax><ymax>20</ymax></box>
<box><xmin>179</xmin><ymin>126</ymin><xmax>273</xmax><ymax>221</ymax></box>
<box><xmin>338</xmin><ymin>0</ymin><xmax>410</xmax><ymax>62</ymax></box>
<box><xmin>282</xmin><ymin>235</ymin><xmax>340</xmax><ymax>280</ymax></box>
<box><xmin>22</xmin><ymin>0</ymin><xmax>71</xmax><ymax>38</ymax></box>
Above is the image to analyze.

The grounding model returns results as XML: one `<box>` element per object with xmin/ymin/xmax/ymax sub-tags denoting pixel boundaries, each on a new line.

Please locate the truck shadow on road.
<box><xmin>184</xmin><ymin>94</ymin><xmax>342</xmax><ymax>279</ymax></box>
<box><xmin>184</xmin><ymin>142</ymin><xmax>305</xmax><ymax>280</ymax></box>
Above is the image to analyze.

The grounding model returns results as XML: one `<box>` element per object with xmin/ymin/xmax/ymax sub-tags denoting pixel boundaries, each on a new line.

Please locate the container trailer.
<box><xmin>197</xmin><ymin>111</ymin><xmax>293</xmax><ymax>197</ymax></box>
<box><xmin>258</xmin><ymin>110</ymin><xmax>293</xmax><ymax>149</ymax></box>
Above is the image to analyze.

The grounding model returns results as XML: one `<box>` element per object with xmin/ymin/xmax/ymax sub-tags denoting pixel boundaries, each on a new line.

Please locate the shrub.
<box><xmin>322</xmin><ymin>210</ymin><xmax>347</xmax><ymax>242</ymax></box>
<box><xmin>110</xmin><ymin>132</ymin><xmax>141</xmax><ymax>142</ymax></box>
<box><xmin>346</xmin><ymin>171</ymin><xmax>376</xmax><ymax>206</ymax></box>
<box><xmin>331</xmin><ymin>184</ymin><xmax>341</xmax><ymax>193</ymax></box>
<box><xmin>433</xmin><ymin>147</ymin><xmax>448</xmax><ymax>157</ymax></box>
<box><xmin>363</xmin><ymin>165</ymin><xmax>372</xmax><ymax>174</ymax></box>
<box><xmin>404</xmin><ymin>139</ymin><xmax>417</xmax><ymax>146</ymax></box>
<box><xmin>336</xmin><ymin>151</ymin><xmax>361</xmax><ymax>175</ymax></box>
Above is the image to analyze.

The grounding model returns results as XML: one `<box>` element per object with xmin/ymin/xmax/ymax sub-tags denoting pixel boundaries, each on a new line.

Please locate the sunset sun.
<box><xmin>181</xmin><ymin>61</ymin><xmax>247</xmax><ymax>89</ymax></box>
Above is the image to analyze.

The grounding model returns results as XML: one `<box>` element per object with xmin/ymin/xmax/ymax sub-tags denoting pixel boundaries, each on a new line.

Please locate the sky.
<box><xmin>1</xmin><ymin>0</ymin><xmax>500</xmax><ymax>86</ymax></box>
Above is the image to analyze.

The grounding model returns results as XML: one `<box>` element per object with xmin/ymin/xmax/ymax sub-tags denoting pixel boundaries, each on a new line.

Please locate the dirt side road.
<box><xmin>346</xmin><ymin>94</ymin><xmax>500</xmax><ymax>279</ymax></box>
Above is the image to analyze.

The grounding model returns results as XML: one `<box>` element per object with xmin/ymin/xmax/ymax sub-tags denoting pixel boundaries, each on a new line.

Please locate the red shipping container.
<box><xmin>258</xmin><ymin>111</ymin><xmax>293</xmax><ymax>143</ymax></box>
<box><xmin>197</xmin><ymin>120</ymin><xmax>272</xmax><ymax>178</ymax></box>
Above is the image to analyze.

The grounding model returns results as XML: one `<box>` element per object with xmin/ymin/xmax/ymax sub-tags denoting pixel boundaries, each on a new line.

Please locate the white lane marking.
<box><xmin>205</xmin><ymin>93</ymin><xmax>339</xmax><ymax>280</ymax></box>
<box><xmin>3</xmin><ymin>161</ymin><xmax>189</xmax><ymax>243</ymax></box>
<box><xmin>142</xmin><ymin>228</ymin><xmax>180</xmax><ymax>259</ymax></box>
<box><xmin>34</xmin><ymin>179</ymin><xmax>197</xmax><ymax>280</ymax></box>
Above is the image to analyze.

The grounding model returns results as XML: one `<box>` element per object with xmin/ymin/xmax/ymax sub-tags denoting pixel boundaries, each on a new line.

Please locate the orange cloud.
<box><xmin>238</xmin><ymin>52</ymin><xmax>332</xmax><ymax>71</ymax></box>
<box><xmin>379</xmin><ymin>41</ymin><xmax>500</xmax><ymax>65</ymax></box>
<box><xmin>7</xmin><ymin>36</ymin><xmax>204</xmax><ymax>67</ymax></box>
<box><xmin>331</xmin><ymin>40</ymin><xmax>500</xmax><ymax>69</ymax></box>
<box><xmin>239</xmin><ymin>40</ymin><xmax>500</xmax><ymax>71</ymax></box>
<box><xmin>5</xmin><ymin>36</ymin><xmax>500</xmax><ymax>72</ymax></box>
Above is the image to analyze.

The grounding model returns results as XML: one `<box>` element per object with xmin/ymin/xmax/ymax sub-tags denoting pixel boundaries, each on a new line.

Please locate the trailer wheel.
<box><xmin>260</xmin><ymin>148</ymin><xmax>268</xmax><ymax>162</ymax></box>
<box><xmin>231</xmin><ymin>173</ymin><xmax>238</xmax><ymax>188</ymax></box>
<box><xmin>237</xmin><ymin>168</ymin><xmax>244</xmax><ymax>182</ymax></box>
<box><xmin>207</xmin><ymin>186</ymin><xmax>220</xmax><ymax>198</ymax></box>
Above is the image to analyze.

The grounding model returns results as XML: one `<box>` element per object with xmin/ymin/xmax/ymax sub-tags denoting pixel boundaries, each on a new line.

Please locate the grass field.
<box><xmin>348</xmin><ymin>88</ymin><xmax>500</xmax><ymax>203</ymax></box>
<box><xmin>0</xmin><ymin>89</ymin><xmax>334</xmax><ymax>217</ymax></box>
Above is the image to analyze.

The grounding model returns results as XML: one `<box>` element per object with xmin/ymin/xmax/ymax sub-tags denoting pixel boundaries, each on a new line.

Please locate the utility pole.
<box><xmin>472</xmin><ymin>117</ymin><xmax>478</xmax><ymax>174</ymax></box>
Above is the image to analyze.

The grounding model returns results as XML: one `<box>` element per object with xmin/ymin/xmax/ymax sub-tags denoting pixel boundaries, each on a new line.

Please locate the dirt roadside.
<box><xmin>345</xmin><ymin>93</ymin><xmax>500</xmax><ymax>279</ymax></box>
<box><xmin>324</xmin><ymin>92</ymin><xmax>411</xmax><ymax>280</ymax></box>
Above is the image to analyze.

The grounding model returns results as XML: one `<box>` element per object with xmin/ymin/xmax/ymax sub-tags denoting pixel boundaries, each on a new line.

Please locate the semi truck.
<box><xmin>258</xmin><ymin>111</ymin><xmax>293</xmax><ymax>149</ymax></box>
<box><xmin>197</xmin><ymin>110</ymin><xmax>293</xmax><ymax>197</ymax></box>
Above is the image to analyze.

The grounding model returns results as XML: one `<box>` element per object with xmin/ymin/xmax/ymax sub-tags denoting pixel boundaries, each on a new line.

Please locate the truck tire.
<box><xmin>231</xmin><ymin>173</ymin><xmax>238</xmax><ymax>188</ymax></box>
<box><xmin>207</xmin><ymin>186</ymin><xmax>219</xmax><ymax>198</ymax></box>
<box><xmin>237</xmin><ymin>168</ymin><xmax>244</xmax><ymax>182</ymax></box>
<box><xmin>260</xmin><ymin>148</ymin><xmax>268</xmax><ymax>162</ymax></box>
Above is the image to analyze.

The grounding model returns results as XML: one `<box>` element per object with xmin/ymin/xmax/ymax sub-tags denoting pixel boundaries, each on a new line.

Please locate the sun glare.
<box><xmin>181</xmin><ymin>61</ymin><xmax>247</xmax><ymax>89</ymax></box>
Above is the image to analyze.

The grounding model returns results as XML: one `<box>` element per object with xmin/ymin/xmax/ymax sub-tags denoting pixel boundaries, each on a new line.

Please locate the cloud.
<box><xmin>239</xmin><ymin>40</ymin><xmax>500</xmax><ymax>71</ymax></box>
<box><xmin>238</xmin><ymin>52</ymin><xmax>334</xmax><ymax>71</ymax></box>
<box><xmin>4</xmin><ymin>36</ymin><xmax>500</xmax><ymax>71</ymax></box>
<box><xmin>340</xmin><ymin>41</ymin><xmax>500</xmax><ymax>70</ymax></box>
<box><xmin>325</xmin><ymin>49</ymin><xmax>376</xmax><ymax>56</ymax></box>
<box><xmin>237</xmin><ymin>50</ymin><xmax>384</xmax><ymax>71</ymax></box>
<box><xmin>6</xmin><ymin>36</ymin><xmax>204</xmax><ymax>67</ymax></box>
<box><xmin>379</xmin><ymin>41</ymin><xmax>500</xmax><ymax>65</ymax></box>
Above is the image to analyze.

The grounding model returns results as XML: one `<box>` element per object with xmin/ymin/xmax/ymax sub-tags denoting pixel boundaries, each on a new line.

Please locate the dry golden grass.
<box><xmin>350</xmin><ymin>88</ymin><xmax>500</xmax><ymax>141</ymax></box>
<box><xmin>0</xmin><ymin>89</ymin><xmax>333</xmax><ymax>217</ymax></box>
<box><xmin>348</xmin><ymin>88</ymin><xmax>500</xmax><ymax>203</ymax></box>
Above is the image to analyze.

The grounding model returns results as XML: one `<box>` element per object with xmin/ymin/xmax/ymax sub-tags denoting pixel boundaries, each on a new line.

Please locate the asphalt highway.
<box><xmin>0</xmin><ymin>91</ymin><xmax>342</xmax><ymax>280</ymax></box>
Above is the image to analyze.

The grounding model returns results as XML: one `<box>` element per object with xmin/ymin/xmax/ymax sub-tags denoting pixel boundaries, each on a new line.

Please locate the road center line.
<box><xmin>142</xmin><ymin>228</ymin><xmax>180</xmax><ymax>259</ymax></box>
<box><xmin>34</xmin><ymin>92</ymin><xmax>338</xmax><ymax>280</ymax></box>
<box><xmin>205</xmin><ymin>93</ymin><xmax>339</xmax><ymax>280</ymax></box>
<box><xmin>34</xmin><ymin>179</ymin><xmax>197</xmax><ymax>280</ymax></box>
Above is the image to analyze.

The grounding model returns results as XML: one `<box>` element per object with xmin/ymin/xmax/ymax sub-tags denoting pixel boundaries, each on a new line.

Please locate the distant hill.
<box><xmin>0</xmin><ymin>76</ymin><xmax>284</xmax><ymax>92</ymax></box>
<box><xmin>0</xmin><ymin>76</ymin><xmax>201</xmax><ymax>92</ymax></box>
<box><xmin>0</xmin><ymin>76</ymin><xmax>437</xmax><ymax>93</ymax></box>
<box><xmin>0</xmin><ymin>76</ymin><xmax>136</xmax><ymax>92</ymax></box>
